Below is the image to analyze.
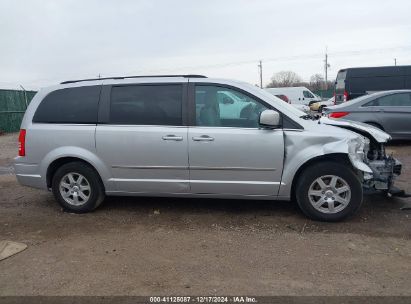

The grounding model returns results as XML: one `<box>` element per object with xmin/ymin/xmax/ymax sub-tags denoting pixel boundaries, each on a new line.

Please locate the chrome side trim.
<box><xmin>190</xmin><ymin>180</ymin><xmax>283</xmax><ymax>185</ymax></box>
<box><xmin>112</xmin><ymin>165</ymin><xmax>189</xmax><ymax>170</ymax></box>
<box><xmin>110</xmin><ymin>178</ymin><xmax>189</xmax><ymax>183</ymax></box>
<box><xmin>16</xmin><ymin>174</ymin><xmax>42</xmax><ymax>178</ymax></box>
<box><xmin>112</xmin><ymin>165</ymin><xmax>275</xmax><ymax>171</ymax></box>
<box><xmin>191</xmin><ymin>166</ymin><xmax>276</xmax><ymax>171</ymax></box>
<box><xmin>109</xmin><ymin>178</ymin><xmax>284</xmax><ymax>185</ymax></box>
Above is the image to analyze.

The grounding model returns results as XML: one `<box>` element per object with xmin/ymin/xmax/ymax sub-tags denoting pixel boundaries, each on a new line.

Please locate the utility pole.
<box><xmin>324</xmin><ymin>48</ymin><xmax>330</xmax><ymax>90</ymax></box>
<box><xmin>19</xmin><ymin>85</ymin><xmax>28</xmax><ymax>108</ymax></box>
<box><xmin>258</xmin><ymin>60</ymin><xmax>263</xmax><ymax>88</ymax></box>
<box><xmin>394</xmin><ymin>58</ymin><xmax>397</xmax><ymax>66</ymax></box>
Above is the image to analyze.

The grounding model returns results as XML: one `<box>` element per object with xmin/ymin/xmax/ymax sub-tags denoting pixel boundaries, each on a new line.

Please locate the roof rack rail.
<box><xmin>61</xmin><ymin>74</ymin><xmax>207</xmax><ymax>84</ymax></box>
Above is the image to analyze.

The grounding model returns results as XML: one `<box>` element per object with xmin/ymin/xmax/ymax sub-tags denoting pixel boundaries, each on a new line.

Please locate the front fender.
<box><xmin>278</xmin><ymin>130</ymin><xmax>371</xmax><ymax>197</ymax></box>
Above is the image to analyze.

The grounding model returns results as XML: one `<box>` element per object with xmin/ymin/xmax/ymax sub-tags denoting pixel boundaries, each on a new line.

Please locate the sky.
<box><xmin>1</xmin><ymin>0</ymin><xmax>411</xmax><ymax>90</ymax></box>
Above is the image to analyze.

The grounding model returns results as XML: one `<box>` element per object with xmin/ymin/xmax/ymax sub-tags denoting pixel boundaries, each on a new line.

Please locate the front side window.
<box><xmin>195</xmin><ymin>85</ymin><xmax>268</xmax><ymax>128</ymax></box>
<box><xmin>365</xmin><ymin>93</ymin><xmax>411</xmax><ymax>107</ymax></box>
<box><xmin>303</xmin><ymin>90</ymin><xmax>314</xmax><ymax>98</ymax></box>
<box><xmin>33</xmin><ymin>86</ymin><xmax>101</xmax><ymax>123</ymax></box>
<box><xmin>110</xmin><ymin>85</ymin><xmax>182</xmax><ymax>125</ymax></box>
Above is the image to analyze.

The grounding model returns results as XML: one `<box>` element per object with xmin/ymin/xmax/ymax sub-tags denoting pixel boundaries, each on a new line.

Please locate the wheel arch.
<box><xmin>39</xmin><ymin>146</ymin><xmax>113</xmax><ymax>191</ymax></box>
<box><xmin>289</xmin><ymin>153</ymin><xmax>352</xmax><ymax>202</ymax></box>
<box><xmin>46</xmin><ymin>157</ymin><xmax>103</xmax><ymax>189</ymax></box>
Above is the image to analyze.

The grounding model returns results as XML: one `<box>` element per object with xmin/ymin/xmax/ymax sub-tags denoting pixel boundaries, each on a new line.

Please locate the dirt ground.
<box><xmin>0</xmin><ymin>132</ymin><xmax>410</xmax><ymax>296</ymax></box>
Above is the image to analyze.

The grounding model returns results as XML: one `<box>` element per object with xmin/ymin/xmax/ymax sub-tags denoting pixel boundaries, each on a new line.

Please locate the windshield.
<box><xmin>303</xmin><ymin>90</ymin><xmax>315</xmax><ymax>98</ymax></box>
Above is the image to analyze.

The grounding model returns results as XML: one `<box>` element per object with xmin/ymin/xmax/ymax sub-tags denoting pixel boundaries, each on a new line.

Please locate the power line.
<box><xmin>2</xmin><ymin>45</ymin><xmax>411</xmax><ymax>89</ymax></box>
<box><xmin>127</xmin><ymin>45</ymin><xmax>411</xmax><ymax>75</ymax></box>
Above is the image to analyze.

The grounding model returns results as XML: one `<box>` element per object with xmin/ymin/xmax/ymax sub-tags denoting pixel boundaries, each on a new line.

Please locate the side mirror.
<box><xmin>259</xmin><ymin>110</ymin><xmax>280</xmax><ymax>128</ymax></box>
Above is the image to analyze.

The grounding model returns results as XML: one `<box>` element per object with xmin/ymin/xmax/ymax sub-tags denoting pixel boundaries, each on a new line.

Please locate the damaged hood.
<box><xmin>319</xmin><ymin>117</ymin><xmax>391</xmax><ymax>143</ymax></box>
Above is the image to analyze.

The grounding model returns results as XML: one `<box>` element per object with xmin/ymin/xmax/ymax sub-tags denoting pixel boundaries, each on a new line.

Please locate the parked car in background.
<box><xmin>324</xmin><ymin>90</ymin><xmax>411</xmax><ymax>140</ymax></box>
<box><xmin>265</xmin><ymin>87</ymin><xmax>321</xmax><ymax>106</ymax></box>
<box><xmin>335</xmin><ymin>65</ymin><xmax>411</xmax><ymax>104</ymax></box>
<box><xmin>274</xmin><ymin>94</ymin><xmax>290</xmax><ymax>103</ymax></box>
<box><xmin>310</xmin><ymin>97</ymin><xmax>335</xmax><ymax>112</ymax></box>
<box><xmin>266</xmin><ymin>88</ymin><xmax>314</xmax><ymax>113</ymax></box>
<box><xmin>14</xmin><ymin>75</ymin><xmax>402</xmax><ymax>221</ymax></box>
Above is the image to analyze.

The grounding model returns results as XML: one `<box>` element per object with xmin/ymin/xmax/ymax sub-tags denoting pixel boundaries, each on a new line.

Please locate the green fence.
<box><xmin>0</xmin><ymin>89</ymin><xmax>37</xmax><ymax>133</ymax></box>
<box><xmin>313</xmin><ymin>88</ymin><xmax>334</xmax><ymax>99</ymax></box>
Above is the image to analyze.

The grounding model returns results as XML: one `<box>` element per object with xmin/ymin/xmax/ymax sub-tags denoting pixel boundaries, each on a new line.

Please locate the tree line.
<box><xmin>266</xmin><ymin>71</ymin><xmax>334</xmax><ymax>91</ymax></box>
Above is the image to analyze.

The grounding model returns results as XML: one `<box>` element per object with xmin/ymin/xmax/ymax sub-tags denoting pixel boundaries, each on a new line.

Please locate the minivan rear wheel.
<box><xmin>295</xmin><ymin>161</ymin><xmax>363</xmax><ymax>222</ymax></box>
<box><xmin>52</xmin><ymin>161</ymin><xmax>105</xmax><ymax>213</ymax></box>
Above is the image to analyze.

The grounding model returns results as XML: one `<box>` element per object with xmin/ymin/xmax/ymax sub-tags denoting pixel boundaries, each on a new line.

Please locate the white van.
<box><xmin>265</xmin><ymin>87</ymin><xmax>321</xmax><ymax>106</ymax></box>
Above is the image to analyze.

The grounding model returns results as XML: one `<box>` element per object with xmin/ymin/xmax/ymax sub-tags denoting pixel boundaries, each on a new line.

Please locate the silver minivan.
<box><xmin>14</xmin><ymin>75</ymin><xmax>402</xmax><ymax>221</ymax></box>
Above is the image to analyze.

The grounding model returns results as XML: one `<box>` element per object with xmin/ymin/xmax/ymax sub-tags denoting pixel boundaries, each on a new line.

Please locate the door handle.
<box><xmin>162</xmin><ymin>135</ymin><xmax>183</xmax><ymax>141</ymax></box>
<box><xmin>192</xmin><ymin>135</ymin><xmax>214</xmax><ymax>141</ymax></box>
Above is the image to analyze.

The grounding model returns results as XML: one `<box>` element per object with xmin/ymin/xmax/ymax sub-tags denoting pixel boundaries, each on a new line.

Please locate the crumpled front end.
<box><xmin>320</xmin><ymin>117</ymin><xmax>403</xmax><ymax>192</ymax></box>
<box><xmin>363</xmin><ymin>143</ymin><xmax>402</xmax><ymax>191</ymax></box>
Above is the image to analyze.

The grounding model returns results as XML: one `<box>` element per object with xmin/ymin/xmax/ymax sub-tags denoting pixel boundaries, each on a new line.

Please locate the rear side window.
<box><xmin>366</xmin><ymin>93</ymin><xmax>411</xmax><ymax>107</ymax></box>
<box><xmin>33</xmin><ymin>86</ymin><xmax>101</xmax><ymax>123</ymax></box>
<box><xmin>110</xmin><ymin>85</ymin><xmax>182</xmax><ymax>125</ymax></box>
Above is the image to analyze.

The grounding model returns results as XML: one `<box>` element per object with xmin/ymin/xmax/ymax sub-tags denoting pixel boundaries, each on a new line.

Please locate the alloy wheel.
<box><xmin>308</xmin><ymin>175</ymin><xmax>351</xmax><ymax>214</ymax></box>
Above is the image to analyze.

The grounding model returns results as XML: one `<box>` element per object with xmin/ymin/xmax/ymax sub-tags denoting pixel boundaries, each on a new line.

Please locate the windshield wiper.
<box><xmin>300</xmin><ymin>114</ymin><xmax>319</xmax><ymax>120</ymax></box>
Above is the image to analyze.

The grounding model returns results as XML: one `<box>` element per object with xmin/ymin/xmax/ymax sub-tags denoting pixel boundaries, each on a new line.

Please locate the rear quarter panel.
<box><xmin>16</xmin><ymin>123</ymin><xmax>114</xmax><ymax>191</ymax></box>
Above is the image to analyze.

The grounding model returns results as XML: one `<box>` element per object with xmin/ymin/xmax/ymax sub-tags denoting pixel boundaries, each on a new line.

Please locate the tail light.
<box><xmin>343</xmin><ymin>90</ymin><xmax>348</xmax><ymax>102</ymax></box>
<box><xmin>18</xmin><ymin>129</ymin><xmax>26</xmax><ymax>156</ymax></box>
<box><xmin>329</xmin><ymin>112</ymin><xmax>349</xmax><ymax>119</ymax></box>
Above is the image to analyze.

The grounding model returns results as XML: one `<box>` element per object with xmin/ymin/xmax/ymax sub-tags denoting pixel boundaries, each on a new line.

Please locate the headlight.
<box><xmin>347</xmin><ymin>137</ymin><xmax>373</xmax><ymax>174</ymax></box>
<box><xmin>348</xmin><ymin>137</ymin><xmax>369</xmax><ymax>162</ymax></box>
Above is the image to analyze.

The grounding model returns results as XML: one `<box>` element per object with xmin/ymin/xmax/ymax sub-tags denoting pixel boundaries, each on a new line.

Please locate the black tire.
<box><xmin>295</xmin><ymin>161</ymin><xmax>363</xmax><ymax>222</ymax></box>
<box><xmin>51</xmin><ymin>161</ymin><xmax>105</xmax><ymax>213</ymax></box>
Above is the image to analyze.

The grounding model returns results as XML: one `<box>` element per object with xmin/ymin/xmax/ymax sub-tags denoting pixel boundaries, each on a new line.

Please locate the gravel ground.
<box><xmin>0</xmin><ymin>132</ymin><xmax>410</xmax><ymax>296</ymax></box>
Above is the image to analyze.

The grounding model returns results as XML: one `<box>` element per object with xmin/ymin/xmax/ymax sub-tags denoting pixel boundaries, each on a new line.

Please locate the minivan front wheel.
<box><xmin>52</xmin><ymin>161</ymin><xmax>105</xmax><ymax>213</ymax></box>
<box><xmin>295</xmin><ymin>161</ymin><xmax>363</xmax><ymax>221</ymax></box>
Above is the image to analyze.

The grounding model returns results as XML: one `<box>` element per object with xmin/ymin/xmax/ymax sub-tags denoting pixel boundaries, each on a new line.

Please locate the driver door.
<box><xmin>188</xmin><ymin>84</ymin><xmax>284</xmax><ymax>196</ymax></box>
